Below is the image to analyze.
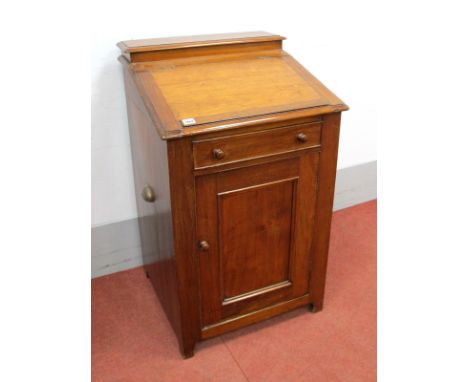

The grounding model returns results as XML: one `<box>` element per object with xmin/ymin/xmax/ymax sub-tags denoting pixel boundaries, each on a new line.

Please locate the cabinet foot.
<box><xmin>182</xmin><ymin>350</ymin><xmax>194</xmax><ymax>359</ymax></box>
<box><xmin>309</xmin><ymin>302</ymin><xmax>323</xmax><ymax>313</ymax></box>
<box><xmin>181</xmin><ymin>343</ymin><xmax>196</xmax><ymax>359</ymax></box>
<box><xmin>145</xmin><ymin>270</ymin><xmax>150</xmax><ymax>279</ymax></box>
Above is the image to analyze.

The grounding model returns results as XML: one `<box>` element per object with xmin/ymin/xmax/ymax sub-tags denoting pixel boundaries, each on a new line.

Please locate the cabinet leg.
<box><xmin>145</xmin><ymin>270</ymin><xmax>150</xmax><ymax>279</ymax></box>
<box><xmin>180</xmin><ymin>342</ymin><xmax>196</xmax><ymax>359</ymax></box>
<box><xmin>309</xmin><ymin>301</ymin><xmax>323</xmax><ymax>313</ymax></box>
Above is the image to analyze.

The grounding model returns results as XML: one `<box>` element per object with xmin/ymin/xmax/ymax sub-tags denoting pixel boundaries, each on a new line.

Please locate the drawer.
<box><xmin>192</xmin><ymin>122</ymin><xmax>321</xmax><ymax>169</ymax></box>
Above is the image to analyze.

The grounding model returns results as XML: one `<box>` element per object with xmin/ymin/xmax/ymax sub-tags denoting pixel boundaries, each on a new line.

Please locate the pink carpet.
<box><xmin>92</xmin><ymin>200</ymin><xmax>376</xmax><ymax>381</ymax></box>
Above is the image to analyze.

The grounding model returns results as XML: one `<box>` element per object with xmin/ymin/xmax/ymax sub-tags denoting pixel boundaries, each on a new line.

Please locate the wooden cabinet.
<box><xmin>118</xmin><ymin>32</ymin><xmax>348</xmax><ymax>358</ymax></box>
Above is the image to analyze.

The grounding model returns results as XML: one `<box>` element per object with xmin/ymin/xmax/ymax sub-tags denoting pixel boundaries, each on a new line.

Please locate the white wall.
<box><xmin>91</xmin><ymin>0</ymin><xmax>377</xmax><ymax>227</ymax></box>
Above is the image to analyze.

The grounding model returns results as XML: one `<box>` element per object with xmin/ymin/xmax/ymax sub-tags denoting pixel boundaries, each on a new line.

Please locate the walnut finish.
<box><xmin>196</xmin><ymin>152</ymin><xmax>319</xmax><ymax>327</ymax></box>
<box><xmin>119</xmin><ymin>32</ymin><xmax>348</xmax><ymax>358</ymax></box>
<box><xmin>150</xmin><ymin>55</ymin><xmax>327</xmax><ymax>125</ymax></box>
<box><xmin>192</xmin><ymin>121</ymin><xmax>321</xmax><ymax>169</ymax></box>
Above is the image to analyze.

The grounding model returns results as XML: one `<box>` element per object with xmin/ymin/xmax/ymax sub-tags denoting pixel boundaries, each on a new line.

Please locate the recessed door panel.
<box><xmin>219</xmin><ymin>178</ymin><xmax>296</xmax><ymax>301</ymax></box>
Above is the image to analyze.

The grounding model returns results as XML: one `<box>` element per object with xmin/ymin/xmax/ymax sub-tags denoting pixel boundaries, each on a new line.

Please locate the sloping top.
<box><xmin>149</xmin><ymin>53</ymin><xmax>327</xmax><ymax>125</ymax></box>
<box><xmin>120</xmin><ymin>33</ymin><xmax>348</xmax><ymax>139</ymax></box>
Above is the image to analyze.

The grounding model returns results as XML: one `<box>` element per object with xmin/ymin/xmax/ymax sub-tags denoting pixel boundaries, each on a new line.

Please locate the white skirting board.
<box><xmin>333</xmin><ymin>161</ymin><xmax>376</xmax><ymax>211</ymax></box>
<box><xmin>92</xmin><ymin>160</ymin><xmax>376</xmax><ymax>278</ymax></box>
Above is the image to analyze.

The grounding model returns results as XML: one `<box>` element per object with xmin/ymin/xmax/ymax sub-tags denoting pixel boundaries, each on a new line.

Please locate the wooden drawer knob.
<box><xmin>212</xmin><ymin>148</ymin><xmax>225</xmax><ymax>160</ymax></box>
<box><xmin>296</xmin><ymin>133</ymin><xmax>308</xmax><ymax>143</ymax></box>
<box><xmin>198</xmin><ymin>240</ymin><xmax>210</xmax><ymax>251</ymax></box>
<box><xmin>142</xmin><ymin>185</ymin><xmax>156</xmax><ymax>203</ymax></box>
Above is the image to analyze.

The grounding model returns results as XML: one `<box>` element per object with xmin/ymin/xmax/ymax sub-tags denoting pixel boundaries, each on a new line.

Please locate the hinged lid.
<box><xmin>118</xmin><ymin>32</ymin><xmax>348</xmax><ymax>139</ymax></box>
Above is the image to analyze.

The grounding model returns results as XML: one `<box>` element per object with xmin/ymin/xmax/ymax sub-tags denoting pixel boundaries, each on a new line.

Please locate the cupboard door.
<box><xmin>196</xmin><ymin>152</ymin><xmax>320</xmax><ymax>326</ymax></box>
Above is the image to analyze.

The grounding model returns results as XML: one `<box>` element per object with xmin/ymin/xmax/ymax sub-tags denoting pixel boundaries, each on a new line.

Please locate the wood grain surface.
<box><xmin>119</xmin><ymin>32</ymin><xmax>347</xmax><ymax>358</ymax></box>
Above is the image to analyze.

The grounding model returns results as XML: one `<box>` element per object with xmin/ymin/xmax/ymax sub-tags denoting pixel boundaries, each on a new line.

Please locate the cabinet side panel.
<box><xmin>122</xmin><ymin>63</ymin><xmax>182</xmax><ymax>341</ymax></box>
<box><xmin>309</xmin><ymin>112</ymin><xmax>341</xmax><ymax>310</ymax></box>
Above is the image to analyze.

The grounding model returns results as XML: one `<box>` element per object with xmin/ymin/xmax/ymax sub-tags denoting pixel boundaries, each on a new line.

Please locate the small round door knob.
<box><xmin>212</xmin><ymin>148</ymin><xmax>225</xmax><ymax>160</ymax></box>
<box><xmin>296</xmin><ymin>133</ymin><xmax>308</xmax><ymax>143</ymax></box>
<box><xmin>198</xmin><ymin>240</ymin><xmax>210</xmax><ymax>251</ymax></box>
<box><xmin>142</xmin><ymin>185</ymin><xmax>156</xmax><ymax>203</ymax></box>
